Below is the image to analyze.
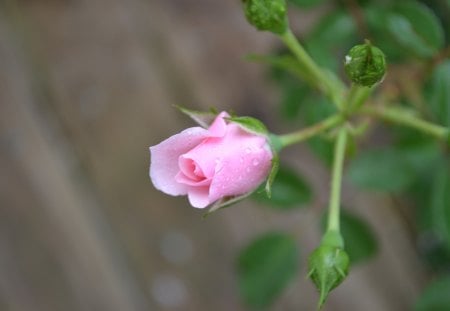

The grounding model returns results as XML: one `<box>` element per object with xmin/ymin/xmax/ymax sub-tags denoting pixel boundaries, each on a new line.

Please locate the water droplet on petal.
<box><xmin>245</xmin><ymin>147</ymin><xmax>252</xmax><ymax>154</ymax></box>
<box><xmin>252</xmin><ymin>159</ymin><xmax>259</xmax><ymax>166</ymax></box>
<box><xmin>246</xmin><ymin>167</ymin><xmax>251</xmax><ymax>173</ymax></box>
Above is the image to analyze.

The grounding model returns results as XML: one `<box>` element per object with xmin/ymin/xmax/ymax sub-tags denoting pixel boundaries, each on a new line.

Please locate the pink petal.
<box><xmin>207</xmin><ymin>111</ymin><xmax>230</xmax><ymax>137</ymax></box>
<box><xmin>187</xmin><ymin>186</ymin><xmax>211</xmax><ymax>208</ymax></box>
<box><xmin>209</xmin><ymin>125</ymin><xmax>272</xmax><ymax>202</ymax></box>
<box><xmin>150</xmin><ymin>127</ymin><xmax>209</xmax><ymax>195</ymax></box>
<box><xmin>175</xmin><ymin>171</ymin><xmax>211</xmax><ymax>187</ymax></box>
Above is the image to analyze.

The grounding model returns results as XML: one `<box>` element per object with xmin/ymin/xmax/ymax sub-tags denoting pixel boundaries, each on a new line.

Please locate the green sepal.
<box><xmin>263</xmin><ymin>134</ymin><xmax>284</xmax><ymax>199</ymax></box>
<box><xmin>225</xmin><ymin>116</ymin><xmax>269</xmax><ymax>135</ymax></box>
<box><xmin>308</xmin><ymin>243</ymin><xmax>350</xmax><ymax>309</ymax></box>
<box><xmin>264</xmin><ymin>152</ymin><xmax>280</xmax><ymax>198</ymax></box>
<box><xmin>202</xmin><ymin>191</ymin><xmax>254</xmax><ymax>218</ymax></box>
<box><xmin>174</xmin><ymin>105</ymin><xmax>218</xmax><ymax>128</ymax></box>
<box><xmin>321</xmin><ymin>230</ymin><xmax>344</xmax><ymax>249</ymax></box>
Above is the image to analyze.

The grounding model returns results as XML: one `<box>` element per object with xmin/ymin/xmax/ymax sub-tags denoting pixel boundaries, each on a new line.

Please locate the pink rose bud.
<box><xmin>150</xmin><ymin>112</ymin><xmax>273</xmax><ymax>208</ymax></box>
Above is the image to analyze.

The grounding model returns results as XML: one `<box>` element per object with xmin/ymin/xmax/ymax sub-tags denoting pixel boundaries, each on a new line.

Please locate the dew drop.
<box><xmin>246</xmin><ymin>167</ymin><xmax>251</xmax><ymax>173</ymax></box>
<box><xmin>252</xmin><ymin>159</ymin><xmax>259</xmax><ymax>166</ymax></box>
<box><xmin>245</xmin><ymin>147</ymin><xmax>251</xmax><ymax>154</ymax></box>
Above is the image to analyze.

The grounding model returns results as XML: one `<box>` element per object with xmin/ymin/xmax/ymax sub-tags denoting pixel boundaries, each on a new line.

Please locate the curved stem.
<box><xmin>327</xmin><ymin>128</ymin><xmax>348</xmax><ymax>232</ymax></box>
<box><xmin>279</xmin><ymin>29</ymin><xmax>342</xmax><ymax>106</ymax></box>
<box><xmin>345</xmin><ymin>83</ymin><xmax>373</xmax><ymax>113</ymax></box>
<box><xmin>360</xmin><ymin>106</ymin><xmax>449</xmax><ymax>142</ymax></box>
<box><xmin>278</xmin><ymin>114</ymin><xmax>344</xmax><ymax>148</ymax></box>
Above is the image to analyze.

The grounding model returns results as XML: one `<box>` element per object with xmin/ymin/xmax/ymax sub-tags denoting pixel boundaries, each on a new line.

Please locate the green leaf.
<box><xmin>425</xmin><ymin>60</ymin><xmax>450</xmax><ymax>127</ymax></box>
<box><xmin>175</xmin><ymin>105</ymin><xmax>217</xmax><ymax>128</ymax></box>
<box><xmin>430</xmin><ymin>161</ymin><xmax>450</xmax><ymax>250</ymax></box>
<box><xmin>341</xmin><ymin>211</ymin><xmax>378</xmax><ymax>264</ymax></box>
<box><xmin>247</xmin><ymin>53</ymin><xmax>316</xmax><ymax>87</ymax></box>
<box><xmin>253</xmin><ymin>166</ymin><xmax>312</xmax><ymax>209</ymax></box>
<box><xmin>347</xmin><ymin>148</ymin><xmax>417</xmax><ymax>192</ymax></box>
<box><xmin>386</xmin><ymin>14</ymin><xmax>436</xmax><ymax>58</ymax></box>
<box><xmin>364</xmin><ymin>6</ymin><xmax>406</xmax><ymax>61</ymax></box>
<box><xmin>365</xmin><ymin>2</ymin><xmax>445</xmax><ymax>61</ymax></box>
<box><xmin>226</xmin><ymin>116</ymin><xmax>268</xmax><ymax>135</ymax></box>
<box><xmin>306</xmin><ymin>10</ymin><xmax>357</xmax><ymax>70</ymax></box>
<box><xmin>384</xmin><ymin>1</ymin><xmax>444</xmax><ymax>59</ymax></box>
<box><xmin>300</xmin><ymin>97</ymin><xmax>337</xmax><ymax>166</ymax></box>
<box><xmin>415</xmin><ymin>276</ymin><xmax>450</xmax><ymax>311</ymax></box>
<box><xmin>321</xmin><ymin>209</ymin><xmax>378</xmax><ymax>264</ymax></box>
<box><xmin>392</xmin><ymin>2</ymin><xmax>444</xmax><ymax>54</ymax></box>
<box><xmin>279</xmin><ymin>81</ymin><xmax>311</xmax><ymax>120</ymax></box>
<box><xmin>237</xmin><ymin>232</ymin><xmax>299</xmax><ymax>309</ymax></box>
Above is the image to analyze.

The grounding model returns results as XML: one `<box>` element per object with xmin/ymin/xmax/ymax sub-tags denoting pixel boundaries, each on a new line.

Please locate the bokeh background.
<box><xmin>0</xmin><ymin>0</ymin><xmax>446</xmax><ymax>310</ymax></box>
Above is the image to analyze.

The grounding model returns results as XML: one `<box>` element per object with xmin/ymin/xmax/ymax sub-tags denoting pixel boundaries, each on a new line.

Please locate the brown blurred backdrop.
<box><xmin>0</xmin><ymin>0</ymin><xmax>428</xmax><ymax>310</ymax></box>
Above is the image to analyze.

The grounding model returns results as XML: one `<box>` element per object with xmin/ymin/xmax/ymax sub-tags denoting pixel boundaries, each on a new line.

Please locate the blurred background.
<box><xmin>0</xmin><ymin>0</ymin><xmax>448</xmax><ymax>310</ymax></box>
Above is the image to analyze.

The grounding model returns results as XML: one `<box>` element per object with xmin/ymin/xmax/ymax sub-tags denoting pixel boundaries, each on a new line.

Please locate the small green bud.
<box><xmin>344</xmin><ymin>40</ymin><xmax>386</xmax><ymax>87</ymax></box>
<box><xmin>243</xmin><ymin>0</ymin><xmax>288</xmax><ymax>34</ymax></box>
<box><xmin>308</xmin><ymin>234</ymin><xmax>350</xmax><ymax>309</ymax></box>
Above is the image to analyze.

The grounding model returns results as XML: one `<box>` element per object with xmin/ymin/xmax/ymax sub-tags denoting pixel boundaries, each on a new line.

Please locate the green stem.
<box><xmin>345</xmin><ymin>83</ymin><xmax>373</xmax><ymax>113</ymax></box>
<box><xmin>327</xmin><ymin>128</ymin><xmax>348</xmax><ymax>232</ymax></box>
<box><xmin>279</xmin><ymin>29</ymin><xmax>341</xmax><ymax>105</ymax></box>
<box><xmin>278</xmin><ymin>114</ymin><xmax>344</xmax><ymax>148</ymax></box>
<box><xmin>361</xmin><ymin>106</ymin><xmax>449</xmax><ymax>141</ymax></box>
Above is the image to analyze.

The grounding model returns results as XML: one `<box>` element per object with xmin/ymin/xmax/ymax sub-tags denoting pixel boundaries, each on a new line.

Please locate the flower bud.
<box><xmin>149</xmin><ymin>111</ymin><xmax>274</xmax><ymax>211</ymax></box>
<box><xmin>308</xmin><ymin>231</ymin><xmax>350</xmax><ymax>308</ymax></box>
<box><xmin>243</xmin><ymin>0</ymin><xmax>288</xmax><ymax>34</ymax></box>
<box><xmin>344</xmin><ymin>41</ymin><xmax>386</xmax><ymax>87</ymax></box>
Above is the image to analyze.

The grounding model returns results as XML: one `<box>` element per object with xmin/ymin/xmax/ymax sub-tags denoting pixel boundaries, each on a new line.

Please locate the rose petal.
<box><xmin>150</xmin><ymin>127</ymin><xmax>209</xmax><ymax>195</ymax></box>
<box><xmin>207</xmin><ymin>111</ymin><xmax>230</xmax><ymax>137</ymax></box>
<box><xmin>178</xmin><ymin>156</ymin><xmax>204</xmax><ymax>181</ymax></box>
<box><xmin>175</xmin><ymin>171</ymin><xmax>211</xmax><ymax>187</ymax></box>
<box><xmin>209</xmin><ymin>124</ymin><xmax>272</xmax><ymax>202</ymax></box>
<box><xmin>187</xmin><ymin>186</ymin><xmax>210</xmax><ymax>208</ymax></box>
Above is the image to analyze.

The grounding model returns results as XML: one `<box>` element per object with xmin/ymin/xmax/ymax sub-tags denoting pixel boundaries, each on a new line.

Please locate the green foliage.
<box><xmin>365</xmin><ymin>1</ymin><xmax>445</xmax><ymax>60</ymax></box>
<box><xmin>300</xmin><ymin>97</ymin><xmax>337</xmax><ymax>166</ymax></box>
<box><xmin>237</xmin><ymin>232</ymin><xmax>299</xmax><ymax>309</ymax></box>
<box><xmin>347</xmin><ymin>139</ymin><xmax>440</xmax><ymax>192</ymax></box>
<box><xmin>415</xmin><ymin>276</ymin><xmax>450</xmax><ymax>311</ymax></box>
<box><xmin>226</xmin><ymin>116</ymin><xmax>269</xmax><ymax>135</ymax></box>
<box><xmin>240</xmin><ymin>0</ymin><xmax>450</xmax><ymax>308</ymax></box>
<box><xmin>321</xmin><ymin>209</ymin><xmax>378</xmax><ymax>264</ymax></box>
<box><xmin>347</xmin><ymin>148</ymin><xmax>417</xmax><ymax>192</ymax></box>
<box><xmin>390</xmin><ymin>2</ymin><xmax>444</xmax><ymax>58</ymax></box>
<box><xmin>425</xmin><ymin>60</ymin><xmax>450</xmax><ymax>127</ymax></box>
<box><xmin>254</xmin><ymin>165</ymin><xmax>312</xmax><ymax>209</ymax></box>
<box><xmin>430</xmin><ymin>161</ymin><xmax>450</xmax><ymax>250</ymax></box>
<box><xmin>288</xmin><ymin>0</ymin><xmax>326</xmax><ymax>8</ymax></box>
<box><xmin>175</xmin><ymin>105</ymin><xmax>217</xmax><ymax>128</ymax></box>
<box><xmin>306</xmin><ymin>10</ymin><xmax>357</xmax><ymax>70</ymax></box>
